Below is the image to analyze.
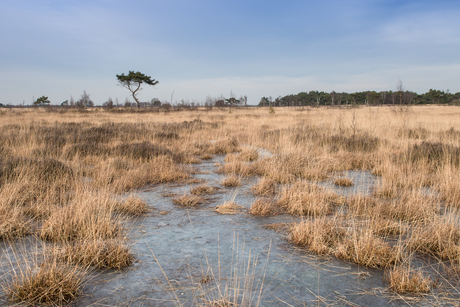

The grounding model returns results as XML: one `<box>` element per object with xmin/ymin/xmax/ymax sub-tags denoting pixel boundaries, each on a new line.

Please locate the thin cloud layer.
<box><xmin>1</xmin><ymin>0</ymin><xmax>459</xmax><ymax>105</ymax></box>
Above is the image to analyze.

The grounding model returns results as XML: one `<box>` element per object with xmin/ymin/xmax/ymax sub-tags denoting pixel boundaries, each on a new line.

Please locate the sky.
<box><xmin>1</xmin><ymin>0</ymin><xmax>459</xmax><ymax>106</ymax></box>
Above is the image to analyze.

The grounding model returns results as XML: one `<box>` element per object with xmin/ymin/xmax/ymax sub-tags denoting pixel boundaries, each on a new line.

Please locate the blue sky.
<box><xmin>1</xmin><ymin>0</ymin><xmax>459</xmax><ymax>105</ymax></box>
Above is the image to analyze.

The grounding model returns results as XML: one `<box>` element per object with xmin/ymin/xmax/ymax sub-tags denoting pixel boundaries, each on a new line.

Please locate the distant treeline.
<box><xmin>258</xmin><ymin>89</ymin><xmax>460</xmax><ymax>107</ymax></box>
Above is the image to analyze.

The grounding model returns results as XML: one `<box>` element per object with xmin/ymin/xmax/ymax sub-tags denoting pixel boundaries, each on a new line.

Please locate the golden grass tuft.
<box><xmin>93</xmin><ymin>156</ymin><xmax>190</xmax><ymax>193</ymax></box>
<box><xmin>172</xmin><ymin>194</ymin><xmax>206</xmax><ymax>207</ymax></box>
<box><xmin>370</xmin><ymin>218</ymin><xmax>406</xmax><ymax>236</ymax></box>
<box><xmin>277</xmin><ymin>181</ymin><xmax>344</xmax><ymax>216</ymax></box>
<box><xmin>40</xmin><ymin>191</ymin><xmax>122</xmax><ymax>243</ymax></box>
<box><xmin>0</xmin><ymin>208</ymin><xmax>30</xmax><ymax>240</ymax></box>
<box><xmin>334</xmin><ymin>228</ymin><xmax>402</xmax><ymax>269</ymax></box>
<box><xmin>208</xmin><ymin>138</ymin><xmax>241</xmax><ymax>155</ymax></box>
<box><xmin>378</xmin><ymin>192</ymin><xmax>440</xmax><ymax>223</ymax></box>
<box><xmin>114</xmin><ymin>196</ymin><xmax>150</xmax><ymax>216</ymax></box>
<box><xmin>225</xmin><ymin>148</ymin><xmax>259</xmax><ymax>162</ymax></box>
<box><xmin>289</xmin><ymin>217</ymin><xmax>345</xmax><ymax>255</ymax></box>
<box><xmin>191</xmin><ymin>185</ymin><xmax>217</xmax><ymax>195</ymax></box>
<box><xmin>218</xmin><ymin>161</ymin><xmax>256</xmax><ymax>177</ymax></box>
<box><xmin>5</xmin><ymin>261</ymin><xmax>85</xmax><ymax>305</ymax></box>
<box><xmin>249</xmin><ymin>199</ymin><xmax>279</xmax><ymax>216</ymax></box>
<box><xmin>290</xmin><ymin>218</ymin><xmax>402</xmax><ymax>268</ymax></box>
<box><xmin>59</xmin><ymin>240</ymin><xmax>134</xmax><ymax>269</ymax></box>
<box><xmin>386</xmin><ymin>266</ymin><xmax>433</xmax><ymax>294</ymax></box>
<box><xmin>347</xmin><ymin>195</ymin><xmax>379</xmax><ymax>217</ymax></box>
<box><xmin>251</xmin><ymin>177</ymin><xmax>276</xmax><ymax>196</ymax></box>
<box><xmin>406</xmin><ymin>216</ymin><xmax>460</xmax><ymax>260</ymax></box>
<box><xmin>200</xmin><ymin>153</ymin><xmax>213</xmax><ymax>160</ymax></box>
<box><xmin>334</xmin><ymin>177</ymin><xmax>353</xmax><ymax>187</ymax></box>
<box><xmin>221</xmin><ymin>175</ymin><xmax>241</xmax><ymax>187</ymax></box>
<box><xmin>215</xmin><ymin>202</ymin><xmax>245</xmax><ymax>214</ymax></box>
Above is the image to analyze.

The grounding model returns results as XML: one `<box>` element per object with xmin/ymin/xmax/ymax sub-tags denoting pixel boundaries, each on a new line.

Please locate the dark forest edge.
<box><xmin>258</xmin><ymin>88</ymin><xmax>460</xmax><ymax>107</ymax></box>
<box><xmin>1</xmin><ymin>89</ymin><xmax>459</xmax><ymax>109</ymax></box>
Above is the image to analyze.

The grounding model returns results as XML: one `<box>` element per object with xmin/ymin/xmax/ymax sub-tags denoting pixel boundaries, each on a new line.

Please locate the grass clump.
<box><xmin>251</xmin><ymin>177</ymin><xmax>276</xmax><ymax>196</ymax></box>
<box><xmin>386</xmin><ymin>266</ymin><xmax>433</xmax><ymax>294</ymax></box>
<box><xmin>40</xmin><ymin>191</ymin><xmax>122</xmax><ymax>243</ymax></box>
<box><xmin>409</xmin><ymin>141</ymin><xmax>460</xmax><ymax>166</ymax></box>
<box><xmin>334</xmin><ymin>177</ymin><xmax>353</xmax><ymax>187</ymax></box>
<box><xmin>378</xmin><ymin>192</ymin><xmax>439</xmax><ymax>223</ymax></box>
<box><xmin>208</xmin><ymin>138</ymin><xmax>240</xmax><ymax>155</ymax></box>
<box><xmin>347</xmin><ymin>195</ymin><xmax>379</xmax><ymax>217</ymax></box>
<box><xmin>0</xmin><ymin>208</ymin><xmax>30</xmax><ymax>240</ymax></box>
<box><xmin>218</xmin><ymin>161</ymin><xmax>256</xmax><ymax>177</ymax></box>
<box><xmin>407</xmin><ymin>216</ymin><xmax>460</xmax><ymax>260</ymax></box>
<box><xmin>289</xmin><ymin>218</ymin><xmax>345</xmax><ymax>255</ymax></box>
<box><xmin>114</xmin><ymin>142</ymin><xmax>173</xmax><ymax>161</ymax></box>
<box><xmin>4</xmin><ymin>261</ymin><xmax>85</xmax><ymax>306</ymax></box>
<box><xmin>225</xmin><ymin>148</ymin><xmax>259</xmax><ymax>162</ymax></box>
<box><xmin>215</xmin><ymin>202</ymin><xmax>245</xmax><ymax>215</ymax></box>
<box><xmin>114</xmin><ymin>196</ymin><xmax>150</xmax><ymax>216</ymax></box>
<box><xmin>191</xmin><ymin>185</ymin><xmax>217</xmax><ymax>195</ymax></box>
<box><xmin>249</xmin><ymin>199</ymin><xmax>279</xmax><ymax>216</ymax></box>
<box><xmin>334</xmin><ymin>228</ymin><xmax>402</xmax><ymax>269</ymax></box>
<box><xmin>0</xmin><ymin>156</ymin><xmax>74</xmax><ymax>184</ymax></box>
<box><xmin>328</xmin><ymin>134</ymin><xmax>380</xmax><ymax>153</ymax></box>
<box><xmin>221</xmin><ymin>175</ymin><xmax>241</xmax><ymax>187</ymax></box>
<box><xmin>59</xmin><ymin>240</ymin><xmax>134</xmax><ymax>270</ymax></box>
<box><xmin>290</xmin><ymin>218</ymin><xmax>402</xmax><ymax>268</ymax></box>
<box><xmin>277</xmin><ymin>182</ymin><xmax>344</xmax><ymax>216</ymax></box>
<box><xmin>172</xmin><ymin>194</ymin><xmax>206</xmax><ymax>207</ymax></box>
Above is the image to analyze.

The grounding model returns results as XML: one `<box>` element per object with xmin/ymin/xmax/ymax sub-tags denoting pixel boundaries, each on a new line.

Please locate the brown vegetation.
<box><xmin>249</xmin><ymin>199</ymin><xmax>279</xmax><ymax>216</ymax></box>
<box><xmin>4</xmin><ymin>260</ymin><xmax>86</xmax><ymax>305</ymax></box>
<box><xmin>334</xmin><ymin>177</ymin><xmax>353</xmax><ymax>187</ymax></box>
<box><xmin>221</xmin><ymin>175</ymin><xmax>242</xmax><ymax>187</ymax></box>
<box><xmin>251</xmin><ymin>177</ymin><xmax>276</xmax><ymax>196</ymax></box>
<box><xmin>172</xmin><ymin>194</ymin><xmax>206</xmax><ymax>207</ymax></box>
<box><xmin>2</xmin><ymin>105</ymin><xmax>460</xmax><ymax>303</ymax></box>
<box><xmin>215</xmin><ymin>202</ymin><xmax>245</xmax><ymax>214</ymax></box>
<box><xmin>386</xmin><ymin>266</ymin><xmax>433</xmax><ymax>294</ymax></box>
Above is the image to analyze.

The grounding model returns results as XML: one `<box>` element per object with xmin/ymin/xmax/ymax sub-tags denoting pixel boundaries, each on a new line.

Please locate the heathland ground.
<box><xmin>1</xmin><ymin>105</ymin><xmax>460</xmax><ymax>306</ymax></box>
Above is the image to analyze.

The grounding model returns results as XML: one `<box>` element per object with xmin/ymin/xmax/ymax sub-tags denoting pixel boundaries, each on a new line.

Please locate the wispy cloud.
<box><xmin>1</xmin><ymin>0</ymin><xmax>459</xmax><ymax>105</ymax></box>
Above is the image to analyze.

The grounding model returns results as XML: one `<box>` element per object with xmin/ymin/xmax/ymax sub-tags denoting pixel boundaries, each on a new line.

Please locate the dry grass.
<box><xmin>218</xmin><ymin>161</ymin><xmax>256</xmax><ymax>177</ymax></box>
<box><xmin>277</xmin><ymin>181</ymin><xmax>344</xmax><ymax>216</ymax></box>
<box><xmin>4</xmin><ymin>260</ymin><xmax>86</xmax><ymax>306</ymax></box>
<box><xmin>40</xmin><ymin>191</ymin><xmax>122</xmax><ymax>243</ymax></box>
<box><xmin>0</xmin><ymin>208</ymin><xmax>31</xmax><ymax>240</ymax></box>
<box><xmin>225</xmin><ymin>148</ymin><xmax>259</xmax><ymax>162</ymax></box>
<box><xmin>114</xmin><ymin>195</ymin><xmax>150</xmax><ymax>216</ymax></box>
<box><xmin>334</xmin><ymin>177</ymin><xmax>353</xmax><ymax>187</ymax></box>
<box><xmin>290</xmin><ymin>218</ymin><xmax>402</xmax><ymax>268</ymax></box>
<box><xmin>215</xmin><ymin>202</ymin><xmax>245</xmax><ymax>214</ymax></box>
<box><xmin>289</xmin><ymin>217</ymin><xmax>345</xmax><ymax>255</ymax></box>
<box><xmin>200</xmin><ymin>153</ymin><xmax>213</xmax><ymax>160</ymax></box>
<box><xmin>173</xmin><ymin>194</ymin><xmax>206</xmax><ymax>207</ymax></box>
<box><xmin>334</xmin><ymin>228</ymin><xmax>402</xmax><ymax>268</ymax></box>
<box><xmin>406</xmin><ymin>215</ymin><xmax>460</xmax><ymax>260</ymax></box>
<box><xmin>191</xmin><ymin>185</ymin><xmax>217</xmax><ymax>195</ymax></box>
<box><xmin>249</xmin><ymin>199</ymin><xmax>279</xmax><ymax>216</ymax></box>
<box><xmin>370</xmin><ymin>218</ymin><xmax>406</xmax><ymax>236</ymax></box>
<box><xmin>251</xmin><ymin>177</ymin><xmax>276</xmax><ymax>196</ymax></box>
<box><xmin>386</xmin><ymin>266</ymin><xmax>433</xmax><ymax>294</ymax></box>
<box><xmin>208</xmin><ymin>138</ymin><xmax>241</xmax><ymax>155</ymax></box>
<box><xmin>59</xmin><ymin>240</ymin><xmax>134</xmax><ymax>269</ymax></box>
<box><xmin>347</xmin><ymin>195</ymin><xmax>379</xmax><ymax>217</ymax></box>
<box><xmin>221</xmin><ymin>175</ymin><xmax>241</xmax><ymax>187</ymax></box>
<box><xmin>3</xmin><ymin>105</ymin><xmax>460</xmax><ymax>303</ymax></box>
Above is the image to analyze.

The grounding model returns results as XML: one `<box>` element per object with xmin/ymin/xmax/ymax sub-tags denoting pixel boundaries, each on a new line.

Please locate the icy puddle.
<box><xmin>0</xmin><ymin>153</ymin><xmax>441</xmax><ymax>306</ymax></box>
<box><xmin>70</xmin><ymin>155</ymin><xmax>413</xmax><ymax>307</ymax></box>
